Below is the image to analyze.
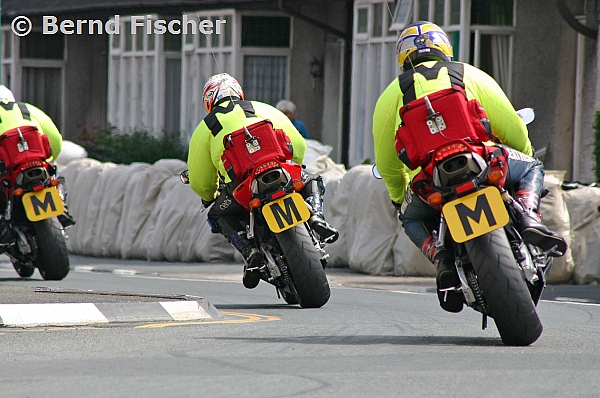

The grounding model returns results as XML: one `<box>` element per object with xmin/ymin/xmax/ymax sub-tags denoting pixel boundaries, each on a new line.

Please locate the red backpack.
<box><xmin>221</xmin><ymin>120</ymin><xmax>293</xmax><ymax>182</ymax></box>
<box><xmin>394</xmin><ymin>62</ymin><xmax>492</xmax><ymax>170</ymax></box>
<box><xmin>0</xmin><ymin>125</ymin><xmax>52</xmax><ymax>171</ymax></box>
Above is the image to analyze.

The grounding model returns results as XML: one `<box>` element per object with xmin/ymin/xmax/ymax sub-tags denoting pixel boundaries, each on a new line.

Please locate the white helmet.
<box><xmin>0</xmin><ymin>85</ymin><xmax>15</xmax><ymax>102</ymax></box>
<box><xmin>202</xmin><ymin>73</ymin><xmax>244</xmax><ymax>113</ymax></box>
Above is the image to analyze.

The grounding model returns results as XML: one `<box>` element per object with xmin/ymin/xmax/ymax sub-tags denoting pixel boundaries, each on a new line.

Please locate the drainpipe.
<box><xmin>572</xmin><ymin>16</ymin><xmax>585</xmax><ymax>181</ymax></box>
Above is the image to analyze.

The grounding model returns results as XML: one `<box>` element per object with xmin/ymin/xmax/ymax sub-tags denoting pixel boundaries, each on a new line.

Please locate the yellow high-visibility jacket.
<box><xmin>187</xmin><ymin>99</ymin><xmax>307</xmax><ymax>203</ymax></box>
<box><xmin>373</xmin><ymin>61</ymin><xmax>532</xmax><ymax>204</ymax></box>
<box><xmin>0</xmin><ymin>100</ymin><xmax>62</xmax><ymax>159</ymax></box>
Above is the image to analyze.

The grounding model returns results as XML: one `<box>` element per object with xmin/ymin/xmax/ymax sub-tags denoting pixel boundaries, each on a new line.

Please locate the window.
<box><xmin>1</xmin><ymin>28</ymin><xmax>65</xmax><ymax>129</ymax></box>
<box><xmin>180</xmin><ymin>10</ymin><xmax>236</xmax><ymax>141</ymax></box>
<box><xmin>108</xmin><ymin>15</ymin><xmax>182</xmax><ymax>135</ymax></box>
<box><xmin>349</xmin><ymin>1</ymin><xmax>398</xmax><ymax>166</ymax></box>
<box><xmin>471</xmin><ymin>0</ymin><xmax>514</xmax><ymax>26</ymax></box>
<box><xmin>349</xmin><ymin>0</ymin><xmax>517</xmax><ymax>166</ymax></box>
<box><xmin>243</xmin><ymin>55</ymin><xmax>287</xmax><ymax>105</ymax></box>
<box><xmin>239</xmin><ymin>14</ymin><xmax>291</xmax><ymax>110</ymax></box>
<box><xmin>241</xmin><ymin>17</ymin><xmax>290</xmax><ymax>47</ymax></box>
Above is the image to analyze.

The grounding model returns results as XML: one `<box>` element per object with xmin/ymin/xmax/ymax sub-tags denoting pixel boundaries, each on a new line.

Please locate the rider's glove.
<box><xmin>392</xmin><ymin>201</ymin><xmax>402</xmax><ymax>220</ymax></box>
<box><xmin>202</xmin><ymin>199</ymin><xmax>215</xmax><ymax>209</ymax></box>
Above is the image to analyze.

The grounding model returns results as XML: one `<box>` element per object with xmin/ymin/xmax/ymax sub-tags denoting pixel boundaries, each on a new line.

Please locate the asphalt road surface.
<box><xmin>0</xmin><ymin>255</ymin><xmax>598</xmax><ymax>398</ymax></box>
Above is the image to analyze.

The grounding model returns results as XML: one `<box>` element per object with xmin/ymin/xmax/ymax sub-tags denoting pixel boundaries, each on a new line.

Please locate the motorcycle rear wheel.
<box><xmin>465</xmin><ymin>228</ymin><xmax>542</xmax><ymax>346</ymax></box>
<box><xmin>33</xmin><ymin>217</ymin><xmax>70</xmax><ymax>281</ymax></box>
<box><xmin>275</xmin><ymin>225</ymin><xmax>330</xmax><ymax>308</ymax></box>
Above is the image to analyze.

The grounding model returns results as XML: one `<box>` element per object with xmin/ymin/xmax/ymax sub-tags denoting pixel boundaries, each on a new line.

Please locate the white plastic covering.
<box><xmin>56</xmin><ymin>140</ymin><xmax>88</xmax><ymax>166</ymax></box>
<box><xmin>60</xmin><ymin>144</ymin><xmax>597</xmax><ymax>283</ymax></box>
<box><xmin>563</xmin><ymin>185</ymin><xmax>600</xmax><ymax>284</ymax></box>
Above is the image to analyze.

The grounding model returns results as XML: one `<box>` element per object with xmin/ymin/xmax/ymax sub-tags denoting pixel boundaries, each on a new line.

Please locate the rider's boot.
<box><xmin>56</xmin><ymin>177</ymin><xmax>76</xmax><ymax>228</ymax></box>
<box><xmin>228</xmin><ymin>231</ymin><xmax>262</xmax><ymax>289</ymax></box>
<box><xmin>422</xmin><ymin>236</ymin><xmax>463</xmax><ymax>313</ymax></box>
<box><xmin>308</xmin><ymin>212</ymin><xmax>339</xmax><ymax>243</ymax></box>
<box><xmin>0</xmin><ymin>218</ymin><xmax>15</xmax><ymax>246</ymax></box>
<box><xmin>514</xmin><ymin>190</ymin><xmax>567</xmax><ymax>256</ymax></box>
<box><xmin>302</xmin><ymin>175</ymin><xmax>339</xmax><ymax>243</ymax></box>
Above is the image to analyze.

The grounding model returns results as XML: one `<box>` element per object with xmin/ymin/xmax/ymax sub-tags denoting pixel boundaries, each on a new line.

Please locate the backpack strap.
<box><xmin>399</xmin><ymin>62</ymin><xmax>465</xmax><ymax>105</ymax></box>
<box><xmin>204</xmin><ymin>100</ymin><xmax>256</xmax><ymax>137</ymax></box>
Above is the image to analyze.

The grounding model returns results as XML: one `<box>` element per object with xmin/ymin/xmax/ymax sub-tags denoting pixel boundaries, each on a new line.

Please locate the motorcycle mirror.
<box><xmin>372</xmin><ymin>165</ymin><xmax>382</xmax><ymax>179</ymax></box>
<box><xmin>517</xmin><ymin>108</ymin><xmax>535</xmax><ymax>125</ymax></box>
<box><xmin>180</xmin><ymin>170</ymin><xmax>190</xmax><ymax>184</ymax></box>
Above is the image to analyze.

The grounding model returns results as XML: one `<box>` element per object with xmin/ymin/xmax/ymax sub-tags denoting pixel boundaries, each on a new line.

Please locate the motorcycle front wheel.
<box><xmin>275</xmin><ymin>224</ymin><xmax>330</xmax><ymax>308</ymax></box>
<box><xmin>465</xmin><ymin>228</ymin><xmax>542</xmax><ymax>346</ymax></box>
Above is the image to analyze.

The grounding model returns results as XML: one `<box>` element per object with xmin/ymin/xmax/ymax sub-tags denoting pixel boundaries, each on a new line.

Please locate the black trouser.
<box><xmin>207</xmin><ymin>172</ymin><xmax>325</xmax><ymax>238</ymax></box>
<box><xmin>207</xmin><ymin>181</ymin><xmax>248</xmax><ymax>239</ymax></box>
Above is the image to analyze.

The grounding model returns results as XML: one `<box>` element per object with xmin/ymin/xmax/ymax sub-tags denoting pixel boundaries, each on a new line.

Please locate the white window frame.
<box><xmin>180</xmin><ymin>9</ymin><xmax>236</xmax><ymax>141</ymax></box>
<box><xmin>236</xmin><ymin>11</ymin><xmax>292</xmax><ymax>103</ymax></box>
<box><xmin>401</xmin><ymin>0</ymin><xmax>516</xmax><ymax>96</ymax></box>
<box><xmin>1</xmin><ymin>26</ymin><xmax>66</xmax><ymax>132</ymax></box>
<box><xmin>108</xmin><ymin>15</ymin><xmax>167</xmax><ymax>135</ymax></box>
<box><xmin>349</xmin><ymin>0</ymin><xmax>398</xmax><ymax>166</ymax></box>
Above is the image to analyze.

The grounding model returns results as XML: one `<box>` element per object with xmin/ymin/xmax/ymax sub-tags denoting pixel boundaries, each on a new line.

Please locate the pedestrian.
<box><xmin>276</xmin><ymin>99</ymin><xmax>310</xmax><ymax>139</ymax></box>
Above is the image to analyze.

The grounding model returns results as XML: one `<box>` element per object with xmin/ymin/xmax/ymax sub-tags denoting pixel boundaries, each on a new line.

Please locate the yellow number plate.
<box><xmin>22</xmin><ymin>187</ymin><xmax>64</xmax><ymax>222</ymax></box>
<box><xmin>262</xmin><ymin>192</ymin><xmax>310</xmax><ymax>233</ymax></box>
<box><xmin>442</xmin><ymin>186</ymin><xmax>509</xmax><ymax>243</ymax></box>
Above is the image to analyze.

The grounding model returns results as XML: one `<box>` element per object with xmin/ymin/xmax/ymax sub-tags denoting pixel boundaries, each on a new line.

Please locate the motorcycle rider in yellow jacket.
<box><xmin>372</xmin><ymin>21</ymin><xmax>566</xmax><ymax>313</ymax></box>
<box><xmin>187</xmin><ymin>73</ymin><xmax>337</xmax><ymax>288</ymax></box>
<box><xmin>0</xmin><ymin>85</ymin><xmax>75</xmax><ymax>232</ymax></box>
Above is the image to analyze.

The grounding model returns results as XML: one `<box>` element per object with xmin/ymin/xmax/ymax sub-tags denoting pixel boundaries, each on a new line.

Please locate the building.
<box><xmin>1</xmin><ymin>0</ymin><xmax>351</xmax><ymax>161</ymax></box>
<box><xmin>2</xmin><ymin>0</ymin><xmax>598</xmax><ymax>182</ymax></box>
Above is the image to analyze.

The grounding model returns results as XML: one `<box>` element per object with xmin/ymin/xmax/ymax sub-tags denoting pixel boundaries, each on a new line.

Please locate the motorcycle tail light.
<box><xmin>21</xmin><ymin>160</ymin><xmax>43</xmax><ymax>169</ymax></box>
<box><xmin>249</xmin><ymin>198</ymin><xmax>262</xmax><ymax>209</ymax></box>
<box><xmin>254</xmin><ymin>161</ymin><xmax>279</xmax><ymax>176</ymax></box>
<box><xmin>14</xmin><ymin>188</ymin><xmax>24</xmax><ymax>196</ymax></box>
<box><xmin>487</xmin><ymin>170</ymin><xmax>504</xmax><ymax>185</ymax></box>
<box><xmin>292</xmin><ymin>181</ymin><xmax>305</xmax><ymax>191</ymax></box>
<box><xmin>427</xmin><ymin>191</ymin><xmax>444</xmax><ymax>206</ymax></box>
<box><xmin>433</xmin><ymin>142</ymin><xmax>469</xmax><ymax>162</ymax></box>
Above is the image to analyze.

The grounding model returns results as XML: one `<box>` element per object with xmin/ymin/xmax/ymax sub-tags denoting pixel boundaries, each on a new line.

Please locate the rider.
<box><xmin>0</xmin><ymin>85</ymin><xmax>76</xmax><ymax>233</ymax></box>
<box><xmin>372</xmin><ymin>21</ymin><xmax>567</xmax><ymax>313</ymax></box>
<box><xmin>187</xmin><ymin>73</ymin><xmax>338</xmax><ymax>289</ymax></box>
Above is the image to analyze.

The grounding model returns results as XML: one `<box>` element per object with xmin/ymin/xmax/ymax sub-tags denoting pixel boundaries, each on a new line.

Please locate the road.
<box><xmin>0</xmin><ymin>255</ymin><xmax>599</xmax><ymax>398</ymax></box>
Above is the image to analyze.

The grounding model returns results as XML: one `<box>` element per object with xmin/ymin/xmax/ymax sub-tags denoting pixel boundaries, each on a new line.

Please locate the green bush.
<box><xmin>594</xmin><ymin>110</ymin><xmax>600</xmax><ymax>182</ymax></box>
<box><xmin>77</xmin><ymin>126</ymin><xmax>188</xmax><ymax>165</ymax></box>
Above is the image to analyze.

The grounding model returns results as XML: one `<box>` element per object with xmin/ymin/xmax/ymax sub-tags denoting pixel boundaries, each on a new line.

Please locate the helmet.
<box><xmin>396</xmin><ymin>21</ymin><xmax>453</xmax><ymax>70</ymax></box>
<box><xmin>0</xmin><ymin>85</ymin><xmax>15</xmax><ymax>103</ymax></box>
<box><xmin>202</xmin><ymin>73</ymin><xmax>244</xmax><ymax>113</ymax></box>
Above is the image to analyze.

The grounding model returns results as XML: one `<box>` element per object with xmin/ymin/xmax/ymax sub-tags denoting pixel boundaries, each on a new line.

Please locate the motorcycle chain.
<box><xmin>275</xmin><ymin>254</ymin><xmax>291</xmax><ymax>284</ymax></box>
<box><xmin>467</xmin><ymin>268</ymin><xmax>489</xmax><ymax>316</ymax></box>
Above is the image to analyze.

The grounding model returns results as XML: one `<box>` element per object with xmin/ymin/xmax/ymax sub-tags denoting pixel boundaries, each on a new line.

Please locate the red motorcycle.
<box><xmin>182</xmin><ymin>120</ymin><xmax>330</xmax><ymax>308</ymax></box>
<box><xmin>0</xmin><ymin>126</ymin><xmax>70</xmax><ymax>280</ymax></box>
<box><xmin>377</xmin><ymin>99</ymin><xmax>552</xmax><ymax>345</ymax></box>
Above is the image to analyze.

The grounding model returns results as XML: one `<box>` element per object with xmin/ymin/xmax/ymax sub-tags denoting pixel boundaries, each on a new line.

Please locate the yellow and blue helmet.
<box><xmin>396</xmin><ymin>21</ymin><xmax>453</xmax><ymax>70</ymax></box>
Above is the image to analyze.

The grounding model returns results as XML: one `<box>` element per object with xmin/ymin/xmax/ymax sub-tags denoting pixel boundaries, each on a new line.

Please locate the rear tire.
<box><xmin>33</xmin><ymin>217</ymin><xmax>70</xmax><ymax>281</ymax></box>
<box><xmin>465</xmin><ymin>229</ymin><xmax>542</xmax><ymax>346</ymax></box>
<box><xmin>275</xmin><ymin>225</ymin><xmax>330</xmax><ymax>308</ymax></box>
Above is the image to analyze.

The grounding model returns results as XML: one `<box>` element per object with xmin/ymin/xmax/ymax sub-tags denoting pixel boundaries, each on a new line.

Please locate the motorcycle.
<box><xmin>182</xmin><ymin>120</ymin><xmax>331</xmax><ymax>308</ymax></box>
<box><xmin>375</xmin><ymin>108</ymin><xmax>554</xmax><ymax>346</ymax></box>
<box><xmin>0</xmin><ymin>126</ymin><xmax>70</xmax><ymax>280</ymax></box>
